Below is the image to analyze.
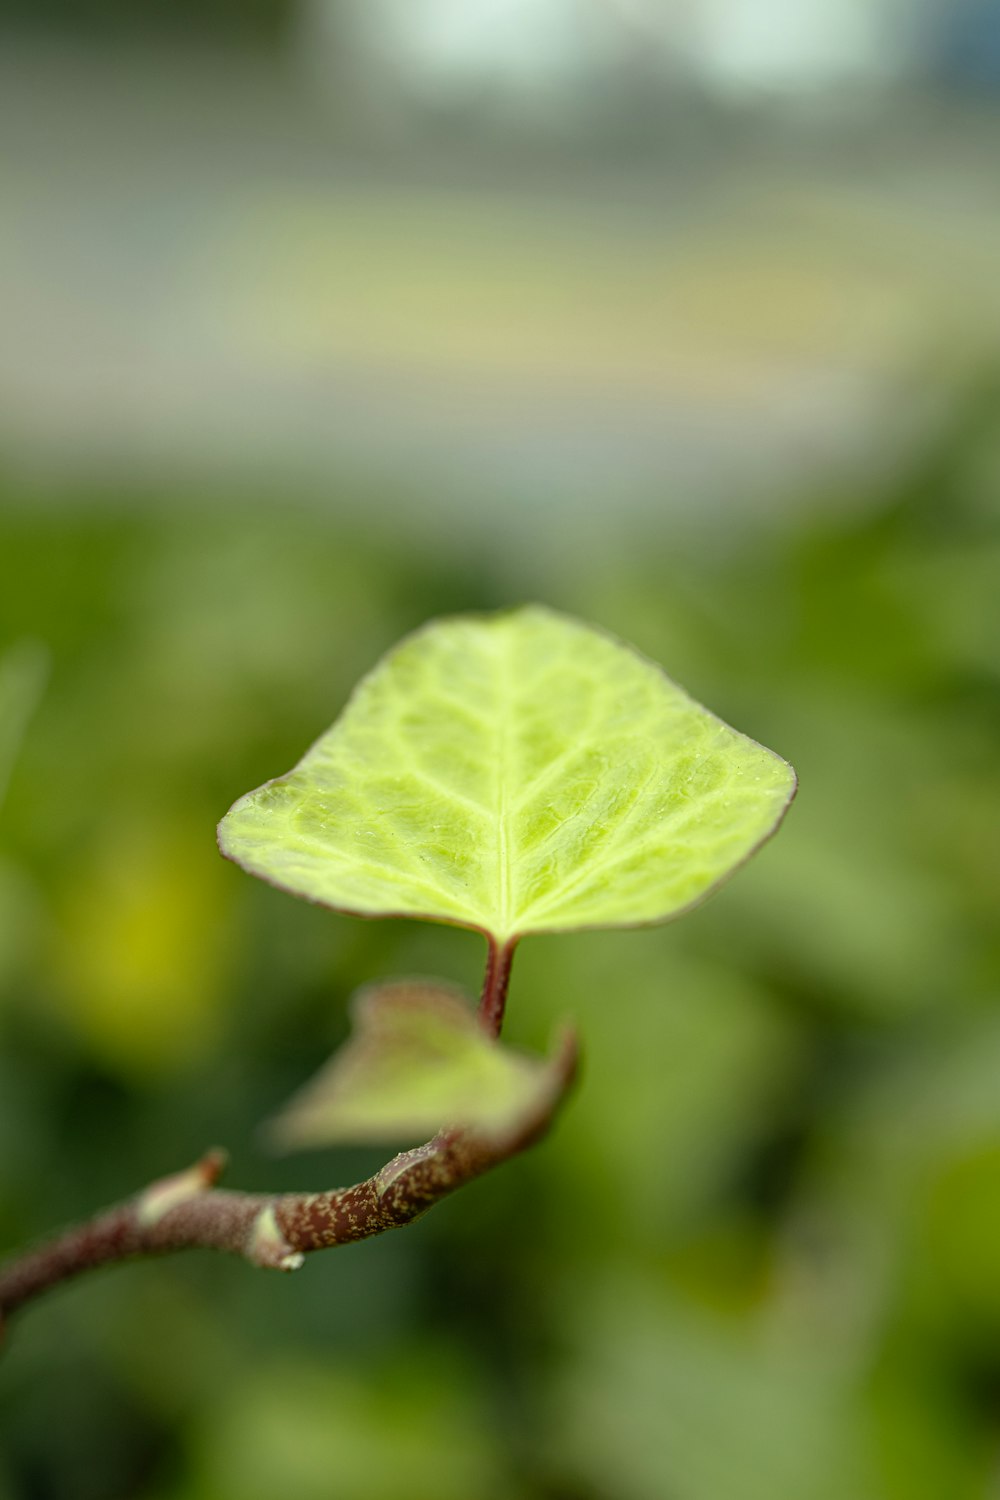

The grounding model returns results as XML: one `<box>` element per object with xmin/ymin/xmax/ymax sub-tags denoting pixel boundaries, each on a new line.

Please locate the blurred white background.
<box><xmin>3</xmin><ymin>0</ymin><xmax>1000</xmax><ymax>542</ymax></box>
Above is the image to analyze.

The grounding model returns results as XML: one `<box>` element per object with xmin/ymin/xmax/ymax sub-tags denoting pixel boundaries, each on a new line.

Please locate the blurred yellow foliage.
<box><xmin>50</xmin><ymin>815</ymin><xmax>233</xmax><ymax>1077</ymax></box>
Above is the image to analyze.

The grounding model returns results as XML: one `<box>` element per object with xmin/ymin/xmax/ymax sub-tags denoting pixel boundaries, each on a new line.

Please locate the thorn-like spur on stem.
<box><xmin>0</xmin><ymin>1028</ymin><xmax>577</xmax><ymax>1336</ymax></box>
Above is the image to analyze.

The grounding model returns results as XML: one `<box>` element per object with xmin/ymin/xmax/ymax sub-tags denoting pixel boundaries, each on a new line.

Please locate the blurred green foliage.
<box><xmin>0</xmin><ymin>0</ymin><xmax>293</xmax><ymax>43</ymax></box>
<box><xmin>0</xmin><ymin>381</ymin><xmax>999</xmax><ymax>1498</ymax></box>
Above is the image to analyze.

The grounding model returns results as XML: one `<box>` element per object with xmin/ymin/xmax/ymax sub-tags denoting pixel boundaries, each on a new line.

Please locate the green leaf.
<box><xmin>0</xmin><ymin>640</ymin><xmax>47</xmax><ymax>816</ymax></box>
<box><xmin>266</xmin><ymin>979</ymin><xmax>576</xmax><ymax>1150</ymax></box>
<box><xmin>219</xmin><ymin>606</ymin><xmax>795</xmax><ymax>943</ymax></box>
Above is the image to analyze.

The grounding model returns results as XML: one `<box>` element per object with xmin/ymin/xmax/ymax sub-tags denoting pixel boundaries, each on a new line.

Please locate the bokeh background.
<box><xmin>2</xmin><ymin>2</ymin><xmax>1000</xmax><ymax>1497</ymax></box>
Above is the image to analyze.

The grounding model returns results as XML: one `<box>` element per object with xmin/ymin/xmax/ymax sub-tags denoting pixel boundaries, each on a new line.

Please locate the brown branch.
<box><xmin>0</xmin><ymin>1028</ymin><xmax>577</xmax><ymax>1336</ymax></box>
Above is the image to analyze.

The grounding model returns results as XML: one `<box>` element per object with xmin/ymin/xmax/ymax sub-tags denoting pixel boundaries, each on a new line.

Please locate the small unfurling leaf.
<box><xmin>266</xmin><ymin>979</ymin><xmax>576</xmax><ymax>1150</ymax></box>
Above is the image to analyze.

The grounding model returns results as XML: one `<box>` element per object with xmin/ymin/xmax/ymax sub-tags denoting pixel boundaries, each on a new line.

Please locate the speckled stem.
<box><xmin>0</xmin><ymin>996</ymin><xmax>576</xmax><ymax>1337</ymax></box>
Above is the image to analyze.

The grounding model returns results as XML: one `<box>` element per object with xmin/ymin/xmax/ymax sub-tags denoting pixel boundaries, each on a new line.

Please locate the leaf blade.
<box><xmin>219</xmin><ymin>606</ymin><xmax>795</xmax><ymax>941</ymax></box>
